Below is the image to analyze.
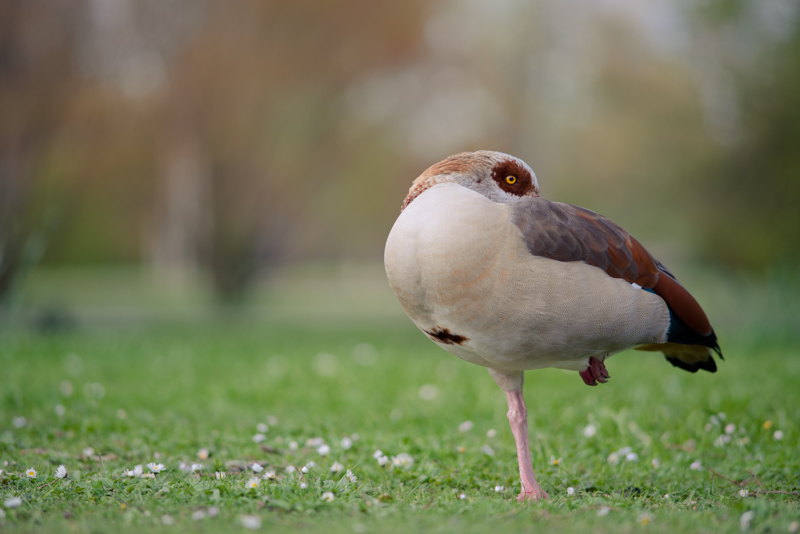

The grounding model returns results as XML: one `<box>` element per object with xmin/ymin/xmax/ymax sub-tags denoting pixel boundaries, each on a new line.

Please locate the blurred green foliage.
<box><xmin>1</xmin><ymin>0</ymin><xmax>798</xmax><ymax>302</ymax></box>
<box><xmin>700</xmin><ymin>26</ymin><xmax>800</xmax><ymax>268</ymax></box>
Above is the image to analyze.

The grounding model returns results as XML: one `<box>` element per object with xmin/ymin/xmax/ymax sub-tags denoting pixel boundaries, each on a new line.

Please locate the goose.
<box><xmin>384</xmin><ymin>150</ymin><xmax>722</xmax><ymax>502</ymax></box>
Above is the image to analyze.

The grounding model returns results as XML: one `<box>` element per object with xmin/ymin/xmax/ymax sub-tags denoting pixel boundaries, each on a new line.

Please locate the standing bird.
<box><xmin>384</xmin><ymin>151</ymin><xmax>721</xmax><ymax>502</ymax></box>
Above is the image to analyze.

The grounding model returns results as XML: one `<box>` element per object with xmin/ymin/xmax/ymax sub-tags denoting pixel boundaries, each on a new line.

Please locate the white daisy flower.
<box><xmin>714</xmin><ymin>434</ymin><xmax>732</xmax><ymax>447</ymax></box>
<box><xmin>321</xmin><ymin>491</ymin><xmax>335</xmax><ymax>502</ymax></box>
<box><xmin>267</xmin><ymin>415</ymin><xmax>278</xmax><ymax>426</ymax></box>
<box><xmin>207</xmin><ymin>506</ymin><xmax>220</xmax><ymax>517</ymax></box>
<box><xmin>391</xmin><ymin>453</ymin><xmax>414</xmax><ymax>467</ymax></box>
<box><xmin>4</xmin><ymin>496</ymin><xmax>22</xmax><ymax>508</ymax></box>
<box><xmin>664</xmin><ymin>494</ymin><xmax>670</xmax><ymax>499</ymax></box>
<box><xmin>458</xmin><ymin>493</ymin><xmax>467</xmax><ymax>499</ymax></box>
<box><xmin>257</xmin><ymin>423</ymin><xmax>268</xmax><ymax>433</ymax></box>
<box><xmin>301</xmin><ymin>465</ymin><xmax>310</xmax><ymax>474</ymax></box>
<box><xmin>373</xmin><ymin>450</ymin><xmax>384</xmax><ymax>459</ymax></box>
<box><xmin>299</xmin><ymin>482</ymin><xmax>308</xmax><ymax>489</ymax></box>
<box><xmin>288</xmin><ymin>441</ymin><xmax>299</xmax><ymax>451</ymax></box>
<box><xmin>459</xmin><ymin>420</ymin><xmax>474</xmax><ymax>432</ymax></box>
<box><xmin>307</xmin><ymin>461</ymin><xmax>316</xmax><ymax>467</ymax></box>
<box><xmin>285</xmin><ymin>465</ymin><xmax>296</xmax><ymax>474</ymax></box>
<box><xmin>638</xmin><ymin>512</ymin><xmax>654</xmax><ymax>525</ymax></box>
<box><xmin>307</xmin><ymin>437</ymin><xmax>325</xmax><ymax>447</ymax></box>
<box><xmin>55</xmin><ymin>465</ymin><xmax>67</xmax><ymax>479</ymax></box>
<box><xmin>550</xmin><ymin>456</ymin><xmax>561</xmax><ymax>466</ymax></box>
<box><xmin>690</xmin><ymin>460</ymin><xmax>702</xmax><ymax>471</ymax></box>
<box><xmin>346</xmin><ymin>469</ymin><xmax>357</xmax><ymax>483</ymax></box>
<box><xmin>253</xmin><ymin>433</ymin><xmax>266</xmax><ymax>443</ymax></box>
<box><xmin>626</xmin><ymin>452</ymin><xmax>639</xmax><ymax>462</ymax></box>
<box><xmin>147</xmin><ymin>463</ymin><xmax>165</xmax><ymax>473</ymax></box>
<box><xmin>481</xmin><ymin>445</ymin><xmax>495</xmax><ymax>456</ymax></box>
<box><xmin>241</xmin><ymin>515</ymin><xmax>262</xmax><ymax>530</ymax></box>
<box><xmin>245</xmin><ymin>477</ymin><xmax>260</xmax><ymax>489</ymax></box>
<box><xmin>191</xmin><ymin>463</ymin><xmax>203</xmax><ymax>473</ymax></box>
<box><xmin>607</xmin><ymin>453</ymin><xmax>620</xmax><ymax>465</ymax></box>
<box><xmin>774</xmin><ymin>430</ymin><xmax>784</xmax><ymax>440</ymax></box>
<box><xmin>725</xmin><ymin>424</ymin><xmax>736</xmax><ymax>435</ymax></box>
<box><xmin>251</xmin><ymin>463</ymin><xmax>264</xmax><ymax>473</ymax></box>
<box><xmin>330</xmin><ymin>461</ymin><xmax>344</xmax><ymax>473</ymax></box>
<box><xmin>740</xmin><ymin>511</ymin><xmax>755</xmax><ymax>531</ymax></box>
<box><xmin>340</xmin><ymin>437</ymin><xmax>353</xmax><ymax>450</ymax></box>
<box><xmin>192</xmin><ymin>510</ymin><xmax>205</xmax><ymax>521</ymax></box>
<box><xmin>134</xmin><ymin>465</ymin><xmax>144</xmax><ymax>476</ymax></box>
<box><xmin>567</xmin><ymin>487</ymin><xmax>575</xmax><ymax>495</ymax></box>
<box><xmin>215</xmin><ymin>471</ymin><xmax>226</xmax><ymax>479</ymax></box>
<box><xmin>25</xmin><ymin>468</ymin><xmax>37</xmax><ymax>479</ymax></box>
<box><xmin>583</xmin><ymin>424</ymin><xmax>597</xmax><ymax>438</ymax></box>
<box><xmin>377</xmin><ymin>455</ymin><xmax>389</xmax><ymax>466</ymax></box>
<box><xmin>486</xmin><ymin>429</ymin><xmax>497</xmax><ymax>438</ymax></box>
<box><xmin>12</xmin><ymin>416</ymin><xmax>26</xmax><ymax>428</ymax></box>
<box><xmin>652</xmin><ymin>458</ymin><xmax>661</xmax><ymax>469</ymax></box>
<box><xmin>317</xmin><ymin>444</ymin><xmax>331</xmax><ymax>456</ymax></box>
<box><xmin>83</xmin><ymin>447</ymin><xmax>95</xmax><ymax>457</ymax></box>
<box><xmin>418</xmin><ymin>384</ymin><xmax>438</xmax><ymax>400</ymax></box>
<box><xmin>142</xmin><ymin>473</ymin><xmax>155</xmax><ymax>479</ymax></box>
<box><xmin>597</xmin><ymin>506</ymin><xmax>610</xmax><ymax>517</ymax></box>
<box><xmin>739</xmin><ymin>489</ymin><xmax>749</xmax><ymax>498</ymax></box>
<box><xmin>263</xmin><ymin>470</ymin><xmax>276</xmax><ymax>480</ymax></box>
<box><xmin>494</xmin><ymin>485</ymin><xmax>504</xmax><ymax>492</ymax></box>
<box><xmin>197</xmin><ymin>449</ymin><xmax>209</xmax><ymax>460</ymax></box>
<box><xmin>55</xmin><ymin>405</ymin><xmax>66</xmax><ymax>417</ymax></box>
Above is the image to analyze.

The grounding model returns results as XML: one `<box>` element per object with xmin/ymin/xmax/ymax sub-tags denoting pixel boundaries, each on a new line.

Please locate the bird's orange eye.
<box><xmin>505</xmin><ymin>175</ymin><xmax>517</xmax><ymax>185</ymax></box>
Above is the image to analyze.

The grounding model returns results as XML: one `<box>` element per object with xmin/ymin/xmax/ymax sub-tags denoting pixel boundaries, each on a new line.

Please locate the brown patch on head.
<box><xmin>491</xmin><ymin>158</ymin><xmax>538</xmax><ymax>197</ymax></box>
<box><xmin>420</xmin><ymin>153</ymin><xmax>481</xmax><ymax>179</ymax></box>
<box><xmin>401</xmin><ymin>152</ymin><xmax>494</xmax><ymax>211</ymax></box>
<box><xmin>424</xmin><ymin>326</ymin><xmax>468</xmax><ymax>345</ymax></box>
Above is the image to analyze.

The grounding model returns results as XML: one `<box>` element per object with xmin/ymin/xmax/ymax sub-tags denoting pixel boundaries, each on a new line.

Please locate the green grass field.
<box><xmin>1</xmin><ymin>266</ymin><xmax>798</xmax><ymax>533</ymax></box>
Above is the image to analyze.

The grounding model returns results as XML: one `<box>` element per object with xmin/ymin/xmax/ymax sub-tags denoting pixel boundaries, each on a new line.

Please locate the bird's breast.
<box><xmin>384</xmin><ymin>183</ymin><xmax>668</xmax><ymax>371</ymax></box>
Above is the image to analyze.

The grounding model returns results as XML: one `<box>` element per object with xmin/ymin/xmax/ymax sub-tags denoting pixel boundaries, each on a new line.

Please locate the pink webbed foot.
<box><xmin>517</xmin><ymin>487</ymin><xmax>549</xmax><ymax>502</ymax></box>
<box><xmin>579</xmin><ymin>356</ymin><xmax>610</xmax><ymax>386</ymax></box>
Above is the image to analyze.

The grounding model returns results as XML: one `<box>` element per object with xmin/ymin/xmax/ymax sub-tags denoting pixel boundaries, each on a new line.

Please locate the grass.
<box><xmin>1</xmin><ymin>265</ymin><xmax>799</xmax><ymax>533</ymax></box>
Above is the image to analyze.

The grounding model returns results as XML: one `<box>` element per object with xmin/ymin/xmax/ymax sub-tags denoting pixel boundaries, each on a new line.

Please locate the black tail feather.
<box><xmin>665</xmin><ymin>354</ymin><xmax>718</xmax><ymax>373</ymax></box>
<box><xmin>667</xmin><ymin>312</ymin><xmax>723</xmax><ymax>360</ymax></box>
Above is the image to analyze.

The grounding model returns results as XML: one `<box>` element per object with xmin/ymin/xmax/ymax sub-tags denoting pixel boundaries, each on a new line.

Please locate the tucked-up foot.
<box><xmin>517</xmin><ymin>487</ymin><xmax>549</xmax><ymax>502</ymax></box>
<box><xmin>579</xmin><ymin>356</ymin><xmax>610</xmax><ymax>386</ymax></box>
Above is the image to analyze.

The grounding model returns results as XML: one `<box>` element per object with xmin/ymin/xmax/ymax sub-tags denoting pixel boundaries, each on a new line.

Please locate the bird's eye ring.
<box><xmin>505</xmin><ymin>175</ymin><xmax>517</xmax><ymax>185</ymax></box>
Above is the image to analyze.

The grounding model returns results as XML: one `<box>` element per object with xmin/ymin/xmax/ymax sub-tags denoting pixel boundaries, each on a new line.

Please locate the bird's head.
<box><xmin>401</xmin><ymin>151</ymin><xmax>539</xmax><ymax>211</ymax></box>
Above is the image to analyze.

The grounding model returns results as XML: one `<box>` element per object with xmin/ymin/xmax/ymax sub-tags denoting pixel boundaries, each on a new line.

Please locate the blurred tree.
<box><xmin>8</xmin><ymin>0</ymin><xmax>797</xmax><ymax>299</ymax></box>
<box><xmin>690</xmin><ymin>1</ymin><xmax>800</xmax><ymax>270</ymax></box>
<box><xmin>706</xmin><ymin>31</ymin><xmax>800</xmax><ymax>269</ymax></box>
<box><xmin>152</xmin><ymin>0</ymin><xmax>431</xmax><ymax>300</ymax></box>
<box><xmin>0</xmin><ymin>1</ymin><xmax>78</xmax><ymax>308</ymax></box>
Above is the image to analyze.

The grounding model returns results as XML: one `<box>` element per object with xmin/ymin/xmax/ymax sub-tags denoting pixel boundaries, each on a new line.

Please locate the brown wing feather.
<box><xmin>510</xmin><ymin>200</ymin><xmax>658</xmax><ymax>285</ymax></box>
<box><xmin>510</xmin><ymin>199</ymin><xmax>711</xmax><ymax>336</ymax></box>
<box><xmin>652</xmin><ymin>274</ymin><xmax>712</xmax><ymax>336</ymax></box>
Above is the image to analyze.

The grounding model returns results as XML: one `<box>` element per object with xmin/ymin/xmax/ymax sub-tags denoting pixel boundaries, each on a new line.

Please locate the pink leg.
<box><xmin>579</xmin><ymin>356</ymin><xmax>610</xmax><ymax>386</ymax></box>
<box><xmin>505</xmin><ymin>390</ymin><xmax>548</xmax><ymax>502</ymax></box>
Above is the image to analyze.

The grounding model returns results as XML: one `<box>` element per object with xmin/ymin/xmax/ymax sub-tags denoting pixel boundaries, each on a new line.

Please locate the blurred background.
<box><xmin>1</xmin><ymin>0</ymin><xmax>799</xmax><ymax>334</ymax></box>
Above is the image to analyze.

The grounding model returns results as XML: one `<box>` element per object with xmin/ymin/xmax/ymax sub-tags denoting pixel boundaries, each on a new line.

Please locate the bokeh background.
<box><xmin>1</xmin><ymin>0</ymin><xmax>799</xmax><ymax>332</ymax></box>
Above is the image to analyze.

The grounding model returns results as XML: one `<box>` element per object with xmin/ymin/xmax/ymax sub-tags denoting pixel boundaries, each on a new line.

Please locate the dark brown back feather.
<box><xmin>510</xmin><ymin>199</ymin><xmax>713</xmax><ymax>337</ymax></box>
